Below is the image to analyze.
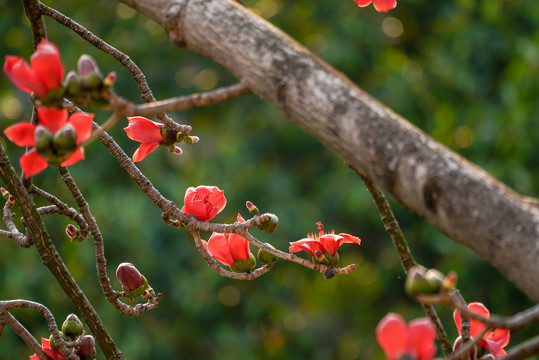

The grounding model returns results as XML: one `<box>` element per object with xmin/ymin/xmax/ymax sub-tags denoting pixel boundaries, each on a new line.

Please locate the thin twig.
<box><xmin>3</xmin><ymin>199</ymin><xmax>32</xmax><ymax>247</ymax></box>
<box><xmin>0</xmin><ymin>308</ymin><xmax>48</xmax><ymax>360</ymax></box>
<box><xmin>349</xmin><ymin>166</ymin><xmax>453</xmax><ymax>356</ymax></box>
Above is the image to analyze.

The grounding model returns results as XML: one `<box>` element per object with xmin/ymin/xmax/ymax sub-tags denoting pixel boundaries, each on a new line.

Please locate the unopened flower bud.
<box><xmin>77</xmin><ymin>55</ymin><xmax>102</xmax><ymax>78</ymax></box>
<box><xmin>62</xmin><ymin>313</ymin><xmax>84</xmax><ymax>340</ymax></box>
<box><xmin>48</xmin><ymin>332</ymin><xmax>69</xmax><ymax>351</ymax></box>
<box><xmin>256</xmin><ymin>213</ymin><xmax>279</xmax><ymax>233</ymax></box>
<box><xmin>168</xmin><ymin>145</ymin><xmax>183</xmax><ymax>155</ymax></box>
<box><xmin>257</xmin><ymin>244</ymin><xmax>278</xmax><ymax>266</ymax></box>
<box><xmin>444</xmin><ymin>271</ymin><xmax>458</xmax><ymax>289</ymax></box>
<box><xmin>230</xmin><ymin>252</ymin><xmax>257</xmax><ymax>273</ymax></box>
<box><xmin>405</xmin><ymin>266</ymin><xmax>445</xmax><ymax>297</ymax></box>
<box><xmin>103</xmin><ymin>71</ymin><xmax>116</xmax><ymax>87</ymax></box>
<box><xmin>116</xmin><ymin>262</ymin><xmax>149</xmax><ymax>297</ymax></box>
<box><xmin>77</xmin><ymin>335</ymin><xmax>96</xmax><ymax>360</ymax></box>
<box><xmin>7</xmin><ymin>195</ymin><xmax>15</xmax><ymax>206</ymax></box>
<box><xmin>1</xmin><ymin>188</ymin><xmax>9</xmax><ymax>200</ymax></box>
<box><xmin>64</xmin><ymin>71</ymin><xmax>82</xmax><ymax>98</ymax></box>
<box><xmin>245</xmin><ymin>201</ymin><xmax>260</xmax><ymax>215</ymax></box>
<box><xmin>34</xmin><ymin>125</ymin><xmax>54</xmax><ymax>160</ymax></box>
<box><xmin>65</xmin><ymin>224</ymin><xmax>80</xmax><ymax>241</ymax></box>
<box><xmin>53</xmin><ymin>123</ymin><xmax>78</xmax><ymax>160</ymax></box>
<box><xmin>182</xmin><ymin>135</ymin><xmax>199</xmax><ymax>145</ymax></box>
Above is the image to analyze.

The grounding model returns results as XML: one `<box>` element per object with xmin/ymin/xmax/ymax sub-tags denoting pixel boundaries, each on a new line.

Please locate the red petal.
<box><xmin>337</xmin><ymin>233</ymin><xmax>362</xmax><ymax>245</ymax></box>
<box><xmin>408</xmin><ymin>318</ymin><xmax>437</xmax><ymax>360</ymax></box>
<box><xmin>132</xmin><ymin>142</ymin><xmax>160</xmax><ymax>162</ymax></box>
<box><xmin>3</xmin><ymin>56</ymin><xmax>46</xmax><ymax>96</ymax></box>
<box><xmin>37</xmin><ymin>108</ymin><xmax>68</xmax><ymax>134</ymax></box>
<box><xmin>207</xmin><ymin>232</ymin><xmax>235</xmax><ymax>266</ymax></box>
<box><xmin>318</xmin><ymin>234</ymin><xmax>344</xmax><ymax>255</ymax></box>
<box><xmin>20</xmin><ymin>150</ymin><xmax>48</xmax><ymax>178</ymax></box>
<box><xmin>68</xmin><ymin>112</ymin><xmax>94</xmax><ymax>143</ymax></box>
<box><xmin>483</xmin><ymin>328</ymin><xmax>510</xmax><ymax>357</ymax></box>
<box><xmin>376</xmin><ymin>313</ymin><xmax>408</xmax><ymax>359</ymax></box>
<box><xmin>373</xmin><ymin>0</ymin><xmax>397</xmax><ymax>12</ymax></box>
<box><xmin>41</xmin><ymin>338</ymin><xmax>66</xmax><ymax>360</ymax></box>
<box><xmin>30</xmin><ymin>40</ymin><xmax>64</xmax><ymax>93</ymax></box>
<box><xmin>61</xmin><ymin>147</ymin><xmax>84</xmax><ymax>167</ymax></box>
<box><xmin>124</xmin><ymin>116</ymin><xmax>163</xmax><ymax>143</ymax></box>
<box><xmin>227</xmin><ymin>233</ymin><xmax>250</xmax><ymax>262</ymax></box>
<box><xmin>354</xmin><ymin>0</ymin><xmax>373</xmax><ymax>6</ymax></box>
<box><xmin>289</xmin><ymin>239</ymin><xmax>323</xmax><ymax>256</ymax></box>
<box><xmin>4</xmin><ymin>122</ymin><xmax>36</xmax><ymax>147</ymax></box>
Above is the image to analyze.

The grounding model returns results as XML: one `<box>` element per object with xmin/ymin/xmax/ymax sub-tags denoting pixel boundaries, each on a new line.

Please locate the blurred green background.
<box><xmin>0</xmin><ymin>0</ymin><xmax>538</xmax><ymax>359</ymax></box>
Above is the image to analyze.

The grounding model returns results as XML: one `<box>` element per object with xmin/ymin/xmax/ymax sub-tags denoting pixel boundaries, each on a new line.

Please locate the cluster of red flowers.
<box><xmin>3</xmin><ymin>40</ymin><xmax>95</xmax><ymax>178</ymax></box>
<box><xmin>376</xmin><ymin>302</ymin><xmax>510</xmax><ymax>360</ymax></box>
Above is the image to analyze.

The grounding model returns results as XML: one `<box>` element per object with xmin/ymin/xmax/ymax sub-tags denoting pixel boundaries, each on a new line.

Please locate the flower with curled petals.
<box><xmin>29</xmin><ymin>338</ymin><xmax>66</xmax><ymax>360</ymax></box>
<box><xmin>181</xmin><ymin>185</ymin><xmax>227</xmax><ymax>222</ymax></box>
<box><xmin>453</xmin><ymin>302</ymin><xmax>510</xmax><ymax>358</ymax></box>
<box><xmin>4</xmin><ymin>39</ymin><xmax>64</xmax><ymax>100</ymax></box>
<box><xmin>354</xmin><ymin>0</ymin><xmax>397</xmax><ymax>12</ymax></box>
<box><xmin>289</xmin><ymin>221</ymin><xmax>361</xmax><ymax>266</ymax></box>
<box><xmin>3</xmin><ymin>108</ymin><xmax>93</xmax><ymax>178</ymax></box>
<box><xmin>123</xmin><ymin>116</ymin><xmax>187</xmax><ymax>162</ymax></box>
<box><xmin>376</xmin><ymin>313</ymin><xmax>437</xmax><ymax>360</ymax></box>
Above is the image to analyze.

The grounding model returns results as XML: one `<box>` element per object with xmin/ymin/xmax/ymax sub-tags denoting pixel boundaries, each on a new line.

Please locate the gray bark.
<box><xmin>120</xmin><ymin>0</ymin><xmax>539</xmax><ymax>301</ymax></box>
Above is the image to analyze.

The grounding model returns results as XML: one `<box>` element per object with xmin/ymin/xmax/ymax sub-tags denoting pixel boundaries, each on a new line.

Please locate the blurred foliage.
<box><xmin>0</xmin><ymin>0</ymin><xmax>538</xmax><ymax>359</ymax></box>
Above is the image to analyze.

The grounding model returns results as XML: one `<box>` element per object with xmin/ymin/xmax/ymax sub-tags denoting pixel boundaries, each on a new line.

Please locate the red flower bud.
<box><xmin>115</xmin><ymin>262</ymin><xmax>144</xmax><ymax>291</ymax></box>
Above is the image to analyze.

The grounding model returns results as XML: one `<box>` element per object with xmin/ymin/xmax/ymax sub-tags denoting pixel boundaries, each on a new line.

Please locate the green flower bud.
<box><xmin>53</xmin><ymin>123</ymin><xmax>78</xmax><ymax>160</ymax></box>
<box><xmin>48</xmin><ymin>332</ymin><xmax>69</xmax><ymax>351</ymax></box>
<box><xmin>64</xmin><ymin>71</ymin><xmax>82</xmax><ymax>99</ymax></box>
<box><xmin>405</xmin><ymin>266</ymin><xmax>445</xmax><ymax>296</ymax></box>
<box><xmin>62</xmin><ymin>313</ymin><xmax>84</xmax><ymax>340</ymax></box>
<box><xmin>230</xmin><ymin>252</ymin><xmax>257</xmax><ymax>273</ymax></box>
<box><xmin>256</xmin><ymin>213</ymin><xmax>279</xmax><ymax>233</ymax></box>
<box><xmin>34</xmin><ymin>125</ymin><xmax>56</xmax><ymax>162</ymax></box>
<box><xmin>41</xmin><ymin>87</ymin><xmax>66</xmax><ymax>108</ymax></box>
<box><xmin>79</xmin><ymin>72</ymin><xmax>103</xmax><ymax>91</ymax></box>
<box><xmin>257</xmin><ymin>245</ymin><xmax>278</xmax><ymax>266</ymax></box>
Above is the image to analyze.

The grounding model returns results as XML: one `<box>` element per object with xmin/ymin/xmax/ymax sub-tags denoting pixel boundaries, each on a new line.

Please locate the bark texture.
<box><xmin>120</xmin><ymin>0</ymin><xmax>539</xmax><ymax>301</ymax></box>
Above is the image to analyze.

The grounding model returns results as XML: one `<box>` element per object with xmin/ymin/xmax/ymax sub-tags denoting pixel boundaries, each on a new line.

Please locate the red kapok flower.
<box><xmin>376</xmin><ymin>313</ymin><xmax>437</xmax><ymax>360</ymax></box>
<box><xmin>453</xmin><ymin>302</ymin><xmax>510</xmax><ymax>358</ymax></box>
<box><xmin>181</xmin><ymin>185</ymin><xmax>227</xmax><ymax>221</ymax></box>
<box><xmin>4</xmin><ymin>108</ymin><xmax>94</xmax><ymax>178</ymax></box>
<box><xmin>123</xmin><ymin>116</ymin><xmax>184</xmax><ymax>162</ymax></box>
<box><xmin>354</xmin><ymin>0</ymin><xmax>397</xmax><ymax>12</ymax></box>
<box><xmin>289</xmin><ymin>221</ymin><xmax>361</xmax><ymax>266</ymax></box>
<box><xmin>4</xmin><ymin>39</ymin><xmax>64</xmax><ymax>98</ymax></box>
<box><xmin>203</xmin><ymin>214</ymin><xmax>250</xmax><ymax>267</ymax></box>
<box><xmin>29</xmin><ymin>337</ymin><xmax>66</xmax><ymax>360</ymax></box>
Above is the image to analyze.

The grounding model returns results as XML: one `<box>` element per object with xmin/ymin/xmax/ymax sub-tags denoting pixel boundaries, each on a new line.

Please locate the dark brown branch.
<box><xmin>0</xmin><ymin>307</ymin><xmax>48</xmax><ymax>360</ymax></box>
<box><xmin>21</xmin><ymin>0</ymin><xmax>47</xmax><ymax>47</ymax></box>
<box><xmin>501</xmin><ymin>335</ymin><xmax>539</xmax><ymax>360</ymax></box>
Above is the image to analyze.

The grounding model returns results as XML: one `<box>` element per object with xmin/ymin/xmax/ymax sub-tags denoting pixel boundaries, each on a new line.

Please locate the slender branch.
<box><xmin>58</xmin><ymin>166</ymin><xmax>161</xmax><ymax>317</ymax></box>
<box><xmin>351</xmin><ymin>169</ymin><xmax>452</xmax><ymax>356</ymax></box>
<box><xmin>0</xmin><ymin>308</ymin><xmax>48</xmax><ymax>360</ymax></box>
<box><xmin>20</xmin><ymin>0</ymin><xmax>47</xmax><ymax>48</ymax></box>
<box><xmin>501</xmin><ymin>335</ymin><xmax>539</xmax><ymax>360</ymax></box>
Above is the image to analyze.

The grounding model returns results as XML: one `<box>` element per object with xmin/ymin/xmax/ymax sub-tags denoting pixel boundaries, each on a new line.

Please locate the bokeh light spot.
<box><xmin>452</xmin><ymin>125</ymin><xmax>474</xmax><ymax>149</ymax></box>
<box><xmin>193</xmin><ymin>69</ymin><xmax>219</xmax><ymax>91</ymax></box>
<box><xmin>1</xmin><ymin>96</ymin><xmax>22</xmax><ymax>120</ymax></box>
<box><xmin>218</xmin><ymin>285</ymin><xmax>240</xmax><ymax>307</ymax></box>
<box><xmin>382</xmin><ymin>17</ymin><xmax>403</xmax><ymax>38</ymax></box>
<box><xmin>116</xmin><ymin>3</ymin><xmax>137</xmax><ymax>19</ymax></box>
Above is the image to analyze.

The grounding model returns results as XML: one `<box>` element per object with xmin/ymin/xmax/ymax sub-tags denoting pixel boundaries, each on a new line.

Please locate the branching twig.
<box><xmin>2</xmin><ymin>200</ymin><xmax>32</xmax><ymax>247</ymax></box>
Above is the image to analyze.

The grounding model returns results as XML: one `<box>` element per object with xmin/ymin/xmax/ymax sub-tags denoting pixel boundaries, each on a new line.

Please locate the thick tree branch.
<box><xmin>120</xmin><ymin>0</ymin><xmax>539</xmax><ymax>301</ymax></box>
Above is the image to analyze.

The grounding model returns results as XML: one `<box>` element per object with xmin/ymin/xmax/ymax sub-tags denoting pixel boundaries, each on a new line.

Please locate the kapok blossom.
<box><xmin>4</xmin><ymin>39</ymin><xmax>64</xmax><ymax>99</ymax></box>
<box><xmin>376</xmin><ymin>313</ymin><xmax>437</xmax><ymax>360</ymax></box>
<box><xmin>181</xmin><ymin>185</ymin><xmax>227</xmax><ymax>222</ymax></box>
<box><xmin>453</xmin><ymin>302</ymin><xmax>510</xmax><ymax>358</ymax></box>
<box><xmin>354</xmin><ymin>0</ymin><xmax>397</xmax><ymax>12</ymax></box>
<box><xmin>4</xmin><ymin>108</ymin><xmax>94</xmax><ymax>178</ymax></box>
<box><xmin>29</xmin><ymin>338</ymin><xmax>66</xmax><ymax>360</ymax></box>
<box><xmin>203</xmin><ymin>214</ymin><xmax>250</xmax><ymax>267</ymax></box>
<box><xmin>289</xmin><ymin>221</ymin><xmax>361</xmax><ymax>265</ymax></box>
<box><xmin>123</xmin><ymin>116</ymin><xmax>185</xmax><ymax>162</ymax></box>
